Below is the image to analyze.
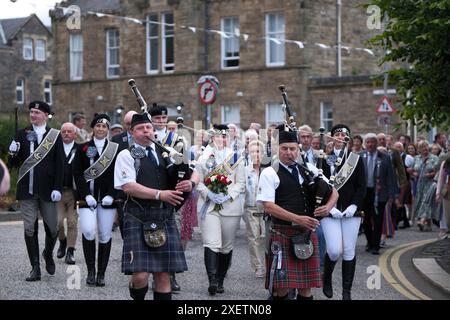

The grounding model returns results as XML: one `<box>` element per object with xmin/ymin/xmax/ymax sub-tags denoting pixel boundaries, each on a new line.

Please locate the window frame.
<box><xmin>106</xmin><ymin>29</ymin><xmax>120</xmax><ymax>79</ymax></box>
<box><xmin>146</xmin><ymin>14</ymin><xmax>160</xmax><ymax>75</ymax></box>
<box><xmin>16</xmin><ymin>79</ymin><xmax>25</xmax><ymax>105</ymax></box>
<box><xmin>35</xmin><ymin>39</ymin><xmax>46</xmax><ymax>62</ymax></box>
<box><xmin>69</xmin><ymin>33</ymin><xmax>83</xmax><ymax>81</ymax></box>
<box><xmin>221</xmin><ymin>16</ymin><xmax>240</xmax><ymax>70</ymax></box>
<box><xmin>265</xmin><ymin>12</ymin><xmax>285</xmax><ymax>67</ymax></box>
<box><xmin>23</xmin><ymin>37</ymin><xmax>33</xmax><ymax>60</ymax></box>
<box><xmin>44</xmin><ymin>79</ymin><xmax>52</xmax><ymax>105</ymax></box>
<box><xmin>221</xmin><ymin>105</ymin><xmax>240</xmax><ymax>127</ymax></box>
<box><xmin>320</xmin><ymin>101</ymin><xmax>333</xmax><ymax>133</ymax></box>
<box><xmin>162</xmin><ymin>12</ymin><xmax>174</xmax><ymax>73</ymax></box>
<box><xmin>265</xmin><ymin>102</ymin><xmax>284</xmax><ymax>126</ymax></box>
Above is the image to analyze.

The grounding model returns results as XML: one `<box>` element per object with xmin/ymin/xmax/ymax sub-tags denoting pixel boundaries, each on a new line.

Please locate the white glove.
<box><xmin>329</xmin><ymin>207</ymin><xmax>343</xmax><ymax>219</ymax></box>
<box><xmin>216</xmin><ymin>194</ymin><xmax>231</xmax><ymax>204</ymax></box>
<box><xmin>343</xmin><ymin>204</ymin><xmax>357</xmax><ymax>218</ymax></box>
<box><xmin>207</xmin><ymin>191</ymin><xmax>221</xmax><ymax>204</ymax></box>
<box><xmin>165</xmin><ymin>146</ymin><xmax>184</xmax><ymax>165</ymax></box>
<box><xmin>101</xmin><ymin>195</ymin><xmax>114</xmax><ymax>206</ymax></box>
<box><xmin>9</xmin><ymin>141</ymin><xmax>20</xmax><ymax>154</ymax></box>
<box><xmin>85</xmin><ymin>195</ymin><xmax>97</xmax><ymax>208</ymax></box>
<box><xmin>51</xmin><ymin>190</ymin><xmax>61</xmax><ymax>202</ymax></box>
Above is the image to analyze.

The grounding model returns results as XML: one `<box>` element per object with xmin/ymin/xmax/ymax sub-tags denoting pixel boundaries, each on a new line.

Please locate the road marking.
<box><xmin>379</xmin><ymin>239</ymin><xmax>435</xmax><ymax>300</ymax></box>
<box><xmin>0</xmin><ymin>221</ymin><xmax>22</xmax><ymax>226</ymax></box>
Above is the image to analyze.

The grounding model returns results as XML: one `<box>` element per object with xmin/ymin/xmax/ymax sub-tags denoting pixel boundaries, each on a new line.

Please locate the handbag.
<box><xmin>291</xmin><ymin>232</ymin><xmax>314</xmax><ymax>260</ymax></box>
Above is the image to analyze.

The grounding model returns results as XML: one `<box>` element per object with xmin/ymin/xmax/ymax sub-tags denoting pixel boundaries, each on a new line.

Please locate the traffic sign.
<box><xmin>377</xmin><ymin>114</ymin><xmax>391</xmax><ymax>126</ymax></box>
<box><xmin>376</xmin><ymin>96</ymin><xmax>396</xmax><ymax>114</ymax></box>
<box><xmin>198</xmin><ymin>79</ymin><xmax>218</xmax><ymax>105</ymax></box>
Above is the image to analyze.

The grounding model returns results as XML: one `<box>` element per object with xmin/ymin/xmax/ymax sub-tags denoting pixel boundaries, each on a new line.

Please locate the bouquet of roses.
<box><xmin>204</xmin><ymin>174</ymin><xmax>232</xmax><ymax>212</ymax></box>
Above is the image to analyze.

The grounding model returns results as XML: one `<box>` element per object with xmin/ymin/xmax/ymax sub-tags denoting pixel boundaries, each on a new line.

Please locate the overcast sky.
<box><xmin>0</xmin><ymin>0</ymin><xmax>62</xmax><ymax>26</ymax></box>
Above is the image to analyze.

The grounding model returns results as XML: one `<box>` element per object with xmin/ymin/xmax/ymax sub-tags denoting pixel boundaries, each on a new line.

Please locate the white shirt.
<box><xmin>32</xmin><ymin>124</ymin><xmax>46</xmax><ymax>144</ymax></box>
<box><xmin>306</xmin><ymin>148</ymin><xmax>315</xmax><ymax>164</ymax></box>
<box><xmin>93</xmin><ymin>137</ymin><xmax>106</xmax><ymax>155</ymax></box>
<box><xmin>63</xmin><ymin>141</ymin><xmax>75</xmax><ymax>157</ymax></box>
<box><xmin>256</xmin><ymin>162</ymin><xmax>323</xmax><ymax>204</ymax></box>
<box><xmin>404</xmin><ymin>154</ymin><xmax>414</xmax><ymax>168</ymax></box>
<box><xmin>155</xmin><ymin>128</ymin><xmax>167</xmax><ymax>143</ymax></box>
<box><xmin>245</xmin><ymin>165</ymin><xmax>259</xmax><ymax>207</ymax></box>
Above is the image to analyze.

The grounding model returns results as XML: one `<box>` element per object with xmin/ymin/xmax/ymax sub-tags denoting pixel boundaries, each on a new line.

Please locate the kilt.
<box><xmin>121</xmin><ymin>210</ymin><xmax>188</xmax><ymax>274</ymax></box>
<box><xmin>265</xmin><ymin>224</ymin><xmax>322</xmax><ymax>289</ymax></box>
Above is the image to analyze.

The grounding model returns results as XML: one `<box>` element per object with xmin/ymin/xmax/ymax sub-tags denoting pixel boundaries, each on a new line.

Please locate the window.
<box><xmin>35</xmin><ymin>39</ymin><xmax>46</xmax><ymax>61</ymax></box>
<box><xmin>23</xmin><ymin>38</ymin><xmax>33</xmax><ymax>60</ymax></box>
<box><xmin>106</xmin><ymin>29</ymin><xmax>120</xmax><ymax>78</ymax></box>
<box><xmin>320</xmin><ymin>102</ymin><xmax>333</xmax><ymax>132</ymax></box>
<box><xmin>44</xmin><ymin>80</ymin><xmax>52</xmax><ymax>105</ymax></box>
<box><xmin>221</xmin><ymin>17</ymin><xmax>240</xmax><ymax>69</ymax></box>
<box><xmin>162</xmin><ymin>12</ymin><xmax>174</xmax><ymax>72</ymax></box>
<box><xmin>265</xmin><ymin>12</ymin><xmax>285</xmax><ymax>66</ymax></box>
<box><xmin>221</xmin><ymin>105</ymin><xmax>240</xmax><ymax>126</ymax></box>
<box><xmin>69</xmin><ymin>34</ymin><xmax>83</xmax><ymax>80</ymax></box>
<box><xmin>16</xmin><ymin>79</ymin><xmax>24</xmax><ymax>104</ymax></box>
<box><xmin>265</xmin><ymin>103</ymin><xmax>284</xmax><ymax>126</ymax></box>
<box><xmin>146</xmin><ymin>14</ymin><xmax>159</xmax><ymax>74</ymax></box>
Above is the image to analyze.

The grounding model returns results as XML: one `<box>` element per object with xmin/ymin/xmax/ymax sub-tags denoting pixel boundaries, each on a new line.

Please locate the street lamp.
<box><xmin>114</xmin><ymin>105</ymin><xmax>124</xmax><ymax>124</ymax></box>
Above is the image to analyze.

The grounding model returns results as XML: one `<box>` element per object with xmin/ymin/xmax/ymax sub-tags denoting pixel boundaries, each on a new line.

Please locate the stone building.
<box><xmin>50</xmin><ymin>0</ymin><xmax>402</xmax><ymax>135</ymax></box>
<box><xmin>0</xmin><ymin>14</ymin><xmax>53</xmax><ymax>114</ymax></box>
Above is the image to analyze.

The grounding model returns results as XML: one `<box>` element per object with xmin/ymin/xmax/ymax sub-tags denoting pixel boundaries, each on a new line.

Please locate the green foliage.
<box><xmin>367</xmin><ymin>0</ymin><xmax>450</xmax><ymax>130</ymax></box>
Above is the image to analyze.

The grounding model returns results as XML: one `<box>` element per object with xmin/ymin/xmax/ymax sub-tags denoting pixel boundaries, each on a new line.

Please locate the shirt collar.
<box><xmin>32</xmin><ymin>124</ymin><xmax>46</xmax><ymax>133</ymax></box>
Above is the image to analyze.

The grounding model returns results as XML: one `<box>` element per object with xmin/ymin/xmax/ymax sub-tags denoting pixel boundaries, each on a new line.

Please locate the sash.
<box><xmin>83</xmin><ymin>142</ymin><xmax>119</xmax><ymax>182</ymax></box>
<box><xmin>162</xmin><ymin>131</ymin><xmax>178</xmax><ymax>148</ymax></box>
<box><xmin>332</xmin><ymin>152</ymin><xmax>360</xmax><ymax>191</ymax></box>
<box><xmin>18</xmin><ymin>128</ymin><xmax>60</xmax><ymax>183</ymax></box>
<box><xmin>205</xmin><ymin>151</ymin><xmax>243</xmax><ymax>180</ymax></box>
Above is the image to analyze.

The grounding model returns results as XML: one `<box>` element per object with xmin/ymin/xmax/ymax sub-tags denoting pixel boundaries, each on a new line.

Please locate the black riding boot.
<box><xmin>170</xmin><ymin>272</ymin><xmax>181</xmax><ymax>292</ymax></box>
<box><xmin>65</xmin><ymin>247</ymin><xmax>76</xmax><ymax>265</ymax></box>
<box><xmin>217</xmin><ymin>251</ymin><xmax>233</xmax><ymax>294</ymax></box>
<box><xmin>57</xmin><ymin>238</ymin><xmax>67</xmax><ymax>259</ymax></box>
<box><xmin>96</xmin><ymin>239</ymin><xmax>112</xmax><ymax>287</ymax></box>
<box><xmin>24</xmin><ymin>233</ymin><xmax>41</xmax><ymax>281</ymax></box>
<box><xmin>42</xmin><ymin>233</ymin><xmax>57</xmax><ymax>275</ymax></box>
<box><xmin>82</xmin><ymin>235</ymin><xmax>96</xmax><ymax>286</ymax></box>
<box><xmin>342</xmin><ymin>257</ymin><xmax>356</xmax><ymax>300</ymax></box>
<box><xmin>322</xmin><ymin>253</ymin><xmax>337</xmax><ymax>298</ymax></box>
<box><xmin>204</xmin><ymin>247</ymin><xmax>219</xmax><ymax>295</ymax></box>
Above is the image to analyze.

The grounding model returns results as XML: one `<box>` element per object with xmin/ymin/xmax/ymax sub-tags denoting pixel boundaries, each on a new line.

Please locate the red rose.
<box><xmin>205</xmin><ymin>178</ymin><xmax>212</xmax><ymax>185</ymax></box>
<box><xmin>220</xmin><ymin>176</ymin><xmax>227</xmax><ymax>184</ymax></box>
<box><xmin>82</xmin><ymin>144</ymin><xmax>88</xmax><ymax>152</ymax></box>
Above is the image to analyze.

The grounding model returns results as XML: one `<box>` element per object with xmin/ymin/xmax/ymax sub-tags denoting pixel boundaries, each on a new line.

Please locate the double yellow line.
<box><xmin>379</xmin><ymin>239</ymin><xmax>435</xmax><ymax>300</ymax></box>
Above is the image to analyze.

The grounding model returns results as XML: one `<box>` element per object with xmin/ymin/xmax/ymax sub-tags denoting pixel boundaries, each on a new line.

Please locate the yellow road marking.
<box><xmin>380</xmin><ymin>239</ymin><xmax>435</xmax><ymax>300</ymax></box>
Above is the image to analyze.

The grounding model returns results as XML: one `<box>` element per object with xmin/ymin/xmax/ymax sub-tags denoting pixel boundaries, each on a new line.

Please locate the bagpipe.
<box><xmin>127</xmin><ymin>79</ymin><xmax>193</xmax><ymax>211</ymax></box>
<box><xmin>278</xmin><ymin>85</ymin><xmax>333</xmax><ymax>212</ymax></box>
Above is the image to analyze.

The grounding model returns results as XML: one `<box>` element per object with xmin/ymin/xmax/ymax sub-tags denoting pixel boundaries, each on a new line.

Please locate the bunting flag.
<box><xmin>53</xmin><ymin>5</ymin><xmax>379</xmax><ymax>57</ymax></box>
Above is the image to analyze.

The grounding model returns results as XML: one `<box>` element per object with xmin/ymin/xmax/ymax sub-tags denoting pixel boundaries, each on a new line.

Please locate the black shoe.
<box><xmin>365</xmin><ymin>244</ymin><xmax>372</xmax><ymax>252</ymax></box>
<box><xmin>371</xmin><ymin>248</ymin><xmax>379</xmax><ymax>255</ymax></box>
<box><xmin>65</xmin><ymin>247</ymin><xmax>75</xmax><ymax>265</ymax></box>
<box><xmin>96</xmin><ymin>273</ymin><xmax>105</xmax><ymax>287</ymax></box>
<box><xmin>170</xmin><ymin>273</ymin><xmax>181</xmax><ymax>292</ymax></box>
<box><xmin>399</xmin><ymin>222</ymin><xmax>410</xmax><ymax>229</ymax></box>
<box><xmin>26</xmin><ymin>265</ymin><xmax>41</xmax><ymax>282</ymax></box>
<box><xmin>57</xmin><ymin>239</ymin><xmax>67</xmax><ymax>259</ymax></box>
<box><xmin>86</xmin><ymin>269</ymin><xmax>96</xmax><ymax>286</ymax></box>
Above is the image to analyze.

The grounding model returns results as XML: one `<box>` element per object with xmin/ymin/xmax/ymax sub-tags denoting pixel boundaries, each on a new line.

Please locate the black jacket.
<box><xmin>332</xmin><ymin>152</ymin><xmax>367</xmax><ymax>211</ymax></box>
<box><xmin>111</xmin><ymin>131</ymin><xmax>130</xmax><ymax>153</ymax></box>
<box><xmin>9</xmin><ymin>125</ymin><xmax>64</xmax><ymax>201</ymax></box>
<box><xmin>73</xmin><ymin>139</ymin><xmax>117</xmax><ymax>204</ymax></box>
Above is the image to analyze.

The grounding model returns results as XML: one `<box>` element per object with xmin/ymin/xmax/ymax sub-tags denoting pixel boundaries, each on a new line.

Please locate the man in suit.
<box><xmin>55</xmin><ymin>123</ymin><xmax>79</xmax><ymax>265</ymax></box>
<box><xmin>361</xmin><ymin>133</ymin><xmax>397</xmax><ymax>255</ymax></box>
<box><xmin>73</xmin><ymin>113</ymin><xmax>91</xmax><ymax>144</ymax></box>
<box><xmin>111</xmin><ymin>110</ymin><xmax>137</xmax><ymax>238</ymax></box>
<box><xmin>8</xmin><ymin>101</ymin><xmax>64</xmax><ymax>281</ymax></box>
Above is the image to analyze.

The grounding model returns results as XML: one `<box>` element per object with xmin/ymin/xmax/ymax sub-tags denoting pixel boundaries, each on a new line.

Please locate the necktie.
<box><xmin>367</xmin><ymin>153</ymin><xmax>374</xmax><ymax>187</ymax></box>
<box><xmin>146</xmin><ymin>147</ymin><xmax>159</xmax><ymax>166</ymax></box>
<box><xmin>288</xmin><ymin>164</ymin><xmax>300</xmax><ymax>185</ymax></box>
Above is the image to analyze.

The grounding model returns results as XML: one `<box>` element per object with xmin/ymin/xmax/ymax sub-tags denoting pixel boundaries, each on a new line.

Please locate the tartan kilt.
<box><xmin>121</xmin><ymin>211</ymin><xmax>188</xmax><ymax>274</ymax></box>
<box><xmin>265</xmin><ymin>224</ymin><xmax>322</xmax><ymax>289</ymax></box>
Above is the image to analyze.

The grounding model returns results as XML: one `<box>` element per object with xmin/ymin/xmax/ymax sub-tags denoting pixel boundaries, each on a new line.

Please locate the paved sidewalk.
<box><xmin>413</xmin><ymin>237</ymin><xmax>450</xmax><ymax>295</ymax></box>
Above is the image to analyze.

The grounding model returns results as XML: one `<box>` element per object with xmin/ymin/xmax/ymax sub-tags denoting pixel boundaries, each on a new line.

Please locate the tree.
<box><xmin>368</xmin><ymin>0</ymin><xmax>450</xmax><ymax>130</ymax></box>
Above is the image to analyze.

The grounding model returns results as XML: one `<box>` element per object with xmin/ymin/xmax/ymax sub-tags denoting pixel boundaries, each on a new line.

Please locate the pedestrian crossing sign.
<box><xmin>376</xmin><ymin>96</ymin><xmax>396</xmax><ymax>114</ymax></box>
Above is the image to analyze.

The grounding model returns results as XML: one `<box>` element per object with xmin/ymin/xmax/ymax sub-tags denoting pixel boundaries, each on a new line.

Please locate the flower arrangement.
<box><xmin>204</xmin><ymin>174</ymin><xmax>232</xmax><ymax>211</ymax></box>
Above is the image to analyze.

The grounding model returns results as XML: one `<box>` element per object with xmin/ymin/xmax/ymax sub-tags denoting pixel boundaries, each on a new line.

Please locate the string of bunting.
<box><xmin>56</xmin><ymin>5</ymin><xmax>377</xmax><ymax>57</ymax></box>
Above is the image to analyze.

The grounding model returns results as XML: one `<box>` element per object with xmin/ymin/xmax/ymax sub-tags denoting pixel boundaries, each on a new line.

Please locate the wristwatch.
<box><xmin>155</xmin><ymin>190</ymin><xmax>161</xmax><ymax>200</ymax></box>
